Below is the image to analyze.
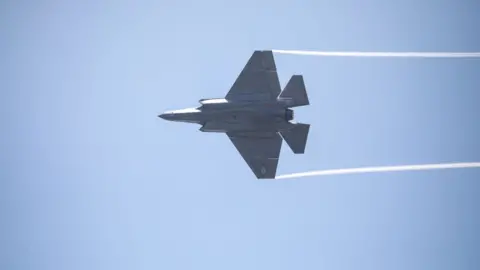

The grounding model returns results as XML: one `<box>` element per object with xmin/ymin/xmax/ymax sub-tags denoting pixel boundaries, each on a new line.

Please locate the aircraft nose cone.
<box><xmin>158</xmin><ymin>113</ymin><xmax>167</xmax><ymax>120</ymax></box>
<box><xmin>158</xmin><ymin>112</ymin><xmax>172</xmax><ymax>120</ymax></box>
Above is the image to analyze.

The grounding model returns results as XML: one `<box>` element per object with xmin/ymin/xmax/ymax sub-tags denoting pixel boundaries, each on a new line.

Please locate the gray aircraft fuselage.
<box><xmin>159</xmin><ymin>98</ymin><xmax>295</xmax><ymax>133</ymax></box>
<box><xmin>158</xmin><ymin>50</ymin><xmax>310</xmax><ymax>179</ymax></box>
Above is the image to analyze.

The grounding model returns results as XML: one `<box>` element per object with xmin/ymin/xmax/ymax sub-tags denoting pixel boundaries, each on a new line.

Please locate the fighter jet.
<box><xmin>158</xmin><ymin>50</ymin><xmax>310</xmax><ymax>179</ymax></box>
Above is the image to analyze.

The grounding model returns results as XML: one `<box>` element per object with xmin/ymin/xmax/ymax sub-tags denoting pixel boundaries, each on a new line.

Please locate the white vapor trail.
<box><xmin>272</xmin><ymin>49</ymin><xmax>480</xmax><ymax>58</ymax></box>
<box><xmin>275</xmin><ymin>162</ymin><xmax>480</xmax><ymax>179</ymax></box>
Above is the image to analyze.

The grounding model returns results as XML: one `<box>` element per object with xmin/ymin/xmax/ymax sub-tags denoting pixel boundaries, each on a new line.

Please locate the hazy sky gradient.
<box><xmin>2</xmin><ymin>1</ymin><xmax>480</xmax><ymax>270</ymax></box>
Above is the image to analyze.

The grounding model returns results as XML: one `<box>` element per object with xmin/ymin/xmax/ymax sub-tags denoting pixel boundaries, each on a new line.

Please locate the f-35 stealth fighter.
<box><xmin>159</xmin><ymin>50</ymin><xmax>310</xmax><ymax>179</ymax></box>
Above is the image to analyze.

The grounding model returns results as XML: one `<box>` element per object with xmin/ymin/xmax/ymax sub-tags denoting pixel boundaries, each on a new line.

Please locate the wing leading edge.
<box><xmin>225</xmin><ymin>50</ymin><xmax>281</xmax><ymax>102</ymax></box>
<box><xmin>227</xmin><ymin>132</ymin><xmax>282</xmax><ymax>179</ymax></box>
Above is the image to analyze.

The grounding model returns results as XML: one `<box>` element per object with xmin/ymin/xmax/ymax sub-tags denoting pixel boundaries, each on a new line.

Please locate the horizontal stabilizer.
<box><xmin>280</xmin><ymin>123</ymin><xmax>310</xmax><ymax>154</ymax></box>
<box><xmin>278</xmin><ymin>75</ymin><xmax>309</xmax><ymax>107</ymax></box>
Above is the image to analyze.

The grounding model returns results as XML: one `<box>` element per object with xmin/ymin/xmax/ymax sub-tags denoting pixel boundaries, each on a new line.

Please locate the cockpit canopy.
<box><xmin>198</xmin><ymin>98</ymin><xmax>228</xmax><ymax>105</ymax></box>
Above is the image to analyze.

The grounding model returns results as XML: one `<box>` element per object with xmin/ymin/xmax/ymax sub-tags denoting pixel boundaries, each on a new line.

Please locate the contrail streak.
<box><xmin>275</xmin><ymin>162</ymin><xmax>480</xmax><ymax>179</ymax></box>
<box><xmin>272</xmin><ymin>49</ymin><xmax>480</xmax><ymax>58</ymax></box>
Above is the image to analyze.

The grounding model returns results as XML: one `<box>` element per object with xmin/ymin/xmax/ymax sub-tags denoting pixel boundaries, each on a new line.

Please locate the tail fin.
<box><xmin>278</xmin><ymin>75</ymin><xmax>309</xmax><ymax>107</ymax></box>
<box><xmin>280</xmin><ymin>123</ymin><xmax>310</xmax><ymax>154</ymax></box>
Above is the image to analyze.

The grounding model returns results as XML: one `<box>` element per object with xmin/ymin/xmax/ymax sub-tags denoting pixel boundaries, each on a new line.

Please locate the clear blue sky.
<box><xmin>2</xmin><ymin>1</ymin><xmax>480</xmax><ymax>269</ymax></box>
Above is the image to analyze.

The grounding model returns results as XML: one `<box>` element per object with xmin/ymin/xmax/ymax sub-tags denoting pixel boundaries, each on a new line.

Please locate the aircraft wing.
<box><xmin>227</xmin><ymin>131</ymin><xmax>282</xmax><ymax>179</ymax></box>
<box><xmin>225</xmin><ymin>50</ymin><xmax>281</xmax><ymax>102</ymax></box>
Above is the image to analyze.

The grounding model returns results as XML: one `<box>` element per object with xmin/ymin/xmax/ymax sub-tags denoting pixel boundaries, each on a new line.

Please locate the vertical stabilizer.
<box><xmin>278</xmin><ymin>75</ymin><xmax>309</xmax><ymax>107</ymax></box>
<box><xmin>280</xmin><ymin>123</ymin><xmax>310</xmax><ymax>154</ymax></box>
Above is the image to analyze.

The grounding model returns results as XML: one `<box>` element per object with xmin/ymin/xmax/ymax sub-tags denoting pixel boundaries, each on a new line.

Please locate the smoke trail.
<box><xmin>272</xmin><ymin>49</ymin><xmax>480</xmax><ymax>58</ymax></box>
<box><xmin>275</xmin><ymin>162</ymin><xmax>480</xmax><ymax>179</ymax></box>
